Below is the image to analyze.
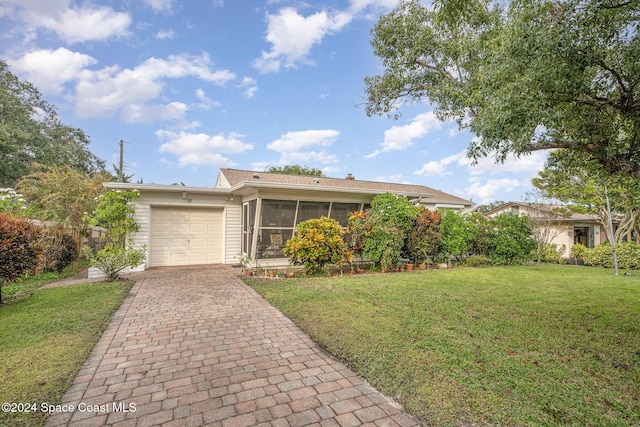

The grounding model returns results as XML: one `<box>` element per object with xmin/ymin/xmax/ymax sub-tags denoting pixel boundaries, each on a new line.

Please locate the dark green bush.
<box><xmin>487</xmin><ymin>212</ymin><xmax>535</xmax><ymax>265</ymax></box>
<box><xmin>363</xmin><ymin>193</ymin><xmax>418</xmax><ymax>270</ymax></box>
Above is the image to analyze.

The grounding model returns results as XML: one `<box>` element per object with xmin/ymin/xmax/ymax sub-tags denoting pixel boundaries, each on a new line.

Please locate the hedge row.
<box><xmin>582</xmin><ymin>242</ymin><xmax>640</xmax><ymax>270</ymax></box>
<box><xmin>0</xmin><ymin>213</ymin><xmax>77</xmax><ymax>283</ymax></box>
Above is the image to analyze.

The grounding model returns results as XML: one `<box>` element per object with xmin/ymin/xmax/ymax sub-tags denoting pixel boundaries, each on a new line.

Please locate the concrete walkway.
<box><xmin>45</xmin><ymin>266</ymin><xmax>420</xmax><ymax>427</ymax></box>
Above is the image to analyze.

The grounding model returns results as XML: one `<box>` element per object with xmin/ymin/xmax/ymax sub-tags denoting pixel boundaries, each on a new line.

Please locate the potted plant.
<box><xmin>236</xmin><ymin>253</ymin><xmax>254</xmax><ymax>276</ymax></box>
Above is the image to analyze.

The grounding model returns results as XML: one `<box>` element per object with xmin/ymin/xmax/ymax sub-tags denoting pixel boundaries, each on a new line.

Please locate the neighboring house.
<box><xmin>484</xmin><ymin>202</ymin><xmax>607</xmax><ymax>258</ymax></box>
<box><xmin>103</xmin><ymin>168</ymin><xmax>472</xmax><ymax>272</ymax></box>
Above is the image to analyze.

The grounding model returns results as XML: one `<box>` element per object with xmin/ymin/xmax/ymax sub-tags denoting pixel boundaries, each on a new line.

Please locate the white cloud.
<box><xmin>414</xmin><ymin>161</ymin><xmax>448</xmax><ymax>177</ymax></box>
<box><xmin>464</xmin><ymin>178</ymin><xmax>523</xmax><ymax>204</ymax></box>
<box><xmin>367</xmin><ymin>111</ymin><xmax>442</xmax><ymax>158</ymax></box>
<box><xmin>8</xmin><ymin>48</ymin><xmax>96</xmax><ymax>94</ymax></box>
<box><xmin>279</xmin><ymin>151</ymin><xmax>339</xmax><ymax>165</ymax></box>
<box><xmin>7</xmin><ymin>1</ymin><xmax>132</xmax><ymax>43</ymax></box>
<box><xmin>157</xmin><ymin>130</ymin><xmax>253</xmax><ymax>167</ymax></box>
<box><xmin>349</xmin><ymin>0</ymin><xmax>398</xmax><ymax>14</ymax></box>
<box><xmin>145</xmin><ymin>0</ymin><xmax>174</xmax><ymax>12</ymax></box>
<box><xmin>253</xmin><ymin>7</ymin><xmax>352</xmax><ymax>73</ymax></box>
<box><xmin>463</xmin><ymin>149</ymin><xmax>550</xmax><ymax>177</ymax></box>
<box><xmin>239</xmin><ymin>77</ymin><xmax>258</xmax><ymax>99</ymax></box>
<box><xmin>414</xmin><ymin>150</ymin><xmax>466</xmax><ymax>176</ymax></box>
<box><xmin>268</xmin><ymin>129</ymin><xmax>340</xmax><ymax>166</ymax></box>
<box><xmin>193</xmin><ymin>88</ymin><xmax>220</xmax><ymax>110</ymax></box>
<box><xmin>268</xmin><ymin>129</ymin><xmax>340</xmax><ymax>152</ymax></box>
<box><xmin>121</xmin><ymin>102</ymin><xmax>187</xmax><ymax>123</ymax></box>
<box><xmin>155</xmin><ymin>29</ymin><xmax>176</xmax><ymax>39</ymax></box>
<box><xmin>74</xmin><ymin>53</ymin><xmax>236</xmax><ymax>121</ymax></box>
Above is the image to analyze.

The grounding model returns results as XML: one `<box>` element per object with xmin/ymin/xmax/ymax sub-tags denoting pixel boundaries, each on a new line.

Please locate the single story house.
<box><xmin>97</xmin><ymin>168</ymin><xmax>472</xmax><ymax>275</ymax></box>
<box><xmin>484</xmin><ymin>202</ymin><xmax>607</xmax><ymax>258</ymax></box>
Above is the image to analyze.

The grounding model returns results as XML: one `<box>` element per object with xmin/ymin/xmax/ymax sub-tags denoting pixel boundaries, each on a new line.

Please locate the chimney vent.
<box><xmin>345</xmin><ymin>173</ymin><xmax>355</xmax><ymax>180</ymax></box>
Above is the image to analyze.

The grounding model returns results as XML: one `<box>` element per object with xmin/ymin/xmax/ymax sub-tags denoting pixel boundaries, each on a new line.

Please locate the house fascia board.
<box><xmin>227</xmin><ymin>181</ymin><xmax>435</xmax><ymax>199</ymax></box>
<box><xmin>104</xmin><ymin>182</ymin><xmax>231</xmax><ymax>195</ymax></box>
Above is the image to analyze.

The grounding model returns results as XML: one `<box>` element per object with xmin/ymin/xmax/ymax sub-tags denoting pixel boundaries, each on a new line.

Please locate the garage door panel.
<box><xmin>150</xmin><ymin>207</ymin><xmax>223</xmax><ymax>267</ymax></box>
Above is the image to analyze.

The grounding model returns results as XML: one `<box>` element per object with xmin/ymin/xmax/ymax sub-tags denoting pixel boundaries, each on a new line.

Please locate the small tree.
<box><xmin>406</xmin><ymin>208</ymin><xmax>441</xmax><ymax>264</ymax></box>
<box><xmin>284</xmin><ymin>217</ymin><xmax>351</xmax><ymax>275</ymax></box>
<box><xmin>0</xmin><ymin>213</ymin><xmax>43</xmax><ymax>304</ymax></box>
<box><xmin>520</xmin><ymin>192</ymin><xmax>572</xmax><ymax>269</ymax></box>
<box><xmin>82</xmin><ymin>189</ymin><xmax>146</xmax><ymax>281</ymax></box>
<box><xmin>439</xmin><ymin>210</ymin><xmax>475</xmax><ymax>262</ymax></box>
<box><xmin>17</xmin><ymin>165</ymin><xmax>110</xmax><ymax>255</ymax></box>
<box><xmin>347</xmin><ymin>211</ymin><xmax>369</xmax><ymax>269</ymax></box>
<box><xmin>363</xmin><ymin>193</ymin><xmax>418</xmax><ymax>270</ymax></box>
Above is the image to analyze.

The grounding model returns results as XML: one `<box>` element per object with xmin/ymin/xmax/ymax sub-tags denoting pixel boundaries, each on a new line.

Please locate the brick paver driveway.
<box><xmin>45</xmin><ymin>266</ymin><xmax>420</xmax><ymax>427</ymax></box>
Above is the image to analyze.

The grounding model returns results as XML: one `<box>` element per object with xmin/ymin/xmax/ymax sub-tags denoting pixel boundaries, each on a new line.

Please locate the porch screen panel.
<box><xmin>257</xmin><ymin>199</ymin><xmax>296</xmax><ymax>259</ymax></box>
<box><xmin>330</xmin><ymin>203</ymin><xmax>361</xmax><ymax>227</ymax></box>
<box><xmin>296</xmin><ymin>201</ymin><xmax>330</xmax><ymax>224</ymax></box>
<box><xmin>261</xmin><ymin>200</ymin><xmax>296</xmax><ymax>227</ymax></box>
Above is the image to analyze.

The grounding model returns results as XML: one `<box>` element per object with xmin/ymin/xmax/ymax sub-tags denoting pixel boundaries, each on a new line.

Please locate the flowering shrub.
<box><xmin>284</xmin><ymin>217</ymin><xmax>351</xmax><ymax>275</ymax></box>
<box><xmin>0</xmin><ymin>188</ymin><xmax>28</xmax><ymax>215</ymax></box>
<box><xmin>0</xmin><ymin>212</ymin><xmax>43</xmax><ymax>283</ymax></box>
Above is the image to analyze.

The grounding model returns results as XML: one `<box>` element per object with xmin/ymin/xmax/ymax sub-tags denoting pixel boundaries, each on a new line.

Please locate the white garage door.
<box><xmin>150</xmin><ymin>207</ymin><xmax>223</xmax><ymax>267</ymax></box>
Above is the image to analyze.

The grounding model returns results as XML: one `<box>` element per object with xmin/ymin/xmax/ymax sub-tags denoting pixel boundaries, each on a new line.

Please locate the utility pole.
<box><xmin>118</xmin><ymin>139</ymin><xmax>124</xmax><ymax>183</ymax></box>
<box><xmin>604</xmin><ymin>185</ymin><xmax>619</xmax><ymax>276</ymax></box>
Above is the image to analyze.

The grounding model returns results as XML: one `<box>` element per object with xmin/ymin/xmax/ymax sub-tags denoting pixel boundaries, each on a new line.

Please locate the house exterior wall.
<box><xmin>485</xmin><ymin>205</ymin><xmax>605</xmax><ymax>258</ymax></box>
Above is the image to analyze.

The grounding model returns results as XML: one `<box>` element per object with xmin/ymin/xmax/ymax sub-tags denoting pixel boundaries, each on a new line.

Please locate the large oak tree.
<box><xmin>0</xmin><ymin>60</ymin><xmax>105</xmax><ymax>186</ymax></box>
<box><xmin>365</xmin><ymin>0</ymin><xmax>640</xmax><ymax>176</ymax></box>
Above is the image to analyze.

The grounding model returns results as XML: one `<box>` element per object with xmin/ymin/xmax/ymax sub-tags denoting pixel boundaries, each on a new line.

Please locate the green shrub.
<box><xmin>284</xmin><ymin>217</ymin><xmax>351</xmax><ymax>275</ymax></box>
<box><xmin>570</xmin><ymin>243</ymin><xmax>588</xmax><ymax>264</ymax></box>
<box><xmin>583</xmin><ymin>242</ymin><xmax>640</xmax><ymax>270</ymax></box>
<box><xmin>465</xmin><ymin>255</ymin><xmax>492</xmax><ymax>267</ymax></box>
<box><xmin>83</xmin><ymin>241</ymin><xmax>146</xmax><ymax>281</ymax></box>
<box><xmin>82</xmin><ymin>189</ymin><xmax>147</xmax><ymax>281</ymax></box>
<box><xmin>0</xmin><ymin>212</ymin><xmax>43</xmax><ymax>283</ymax></box>
<box><xmin>487</xmin><ymin>212</ymin><xmax>535</xmax><ymax>265</ymax></box>
<box><xmin>41</xmin><ymin>228</ymin><xmax>77</xmax><ymax>273</ymax></box>
<box><xmin>538</xmin><ymin>243</ymin><xmax>565</xmax><ymax>264</ymax></box>
<box><xmin>363</xmin><ymin>193</ymin><xmax>419</xmax><ymax>270</ymax></box>
<box><xmin>439</xmin><ymin>210</ymin><xmax>487</xmax><ymax>261</ymax></box>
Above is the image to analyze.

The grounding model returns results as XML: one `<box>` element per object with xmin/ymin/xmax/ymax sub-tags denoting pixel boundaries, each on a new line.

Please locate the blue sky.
<box><xmin>0</xmin><ymin>0</ymin><xmax>548</xmax><ymax>205</ymax></box>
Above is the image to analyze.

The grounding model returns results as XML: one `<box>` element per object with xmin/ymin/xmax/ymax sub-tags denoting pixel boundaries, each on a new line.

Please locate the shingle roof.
<box><xmin>484</xmin><ymin>202</ymin><xmax>602</xmax><ymax>222</ymax></box>
<box><xmin>218</xmin><ymin>168</ymin><xmax>472</xmax><ymax>206</ymax></box>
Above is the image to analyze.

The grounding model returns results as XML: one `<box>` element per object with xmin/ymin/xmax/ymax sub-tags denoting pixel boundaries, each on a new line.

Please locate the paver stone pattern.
<box><xmin>45</xmin><ymin>266</ymin><xmax>420</xmax><ymax>427</ymax></box>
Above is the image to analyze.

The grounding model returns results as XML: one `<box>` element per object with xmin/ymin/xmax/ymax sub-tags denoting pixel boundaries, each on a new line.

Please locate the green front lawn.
<box><xmin>0</xmin><ymin>281</ymin><xmax>131</xmax><ymax>427</ymax></box>
<box><xmin>248</xmin><ymin>265</ymin><xmax>640</xmax><ymax>427</ymax></box>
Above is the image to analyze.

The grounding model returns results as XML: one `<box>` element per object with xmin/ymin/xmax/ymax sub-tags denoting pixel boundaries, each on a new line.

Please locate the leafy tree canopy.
<box><xmin>366</xmin><ymin>0</ymin><xmax>640</xmax><ymax>177</ymax></box>
<box><xmin>17</xmin><ymin>165</ymin><xmax>112</xmax><ymax>251</ymax></box>
<box><xmin>0</xmin><ymin>60</ymin><xmax>105</xmax><ymax>186</ymax></box>
<box><xmin>265</xmin><ymin>165</ymin><xmax>325</xmax><ymax>176</ymax></box>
